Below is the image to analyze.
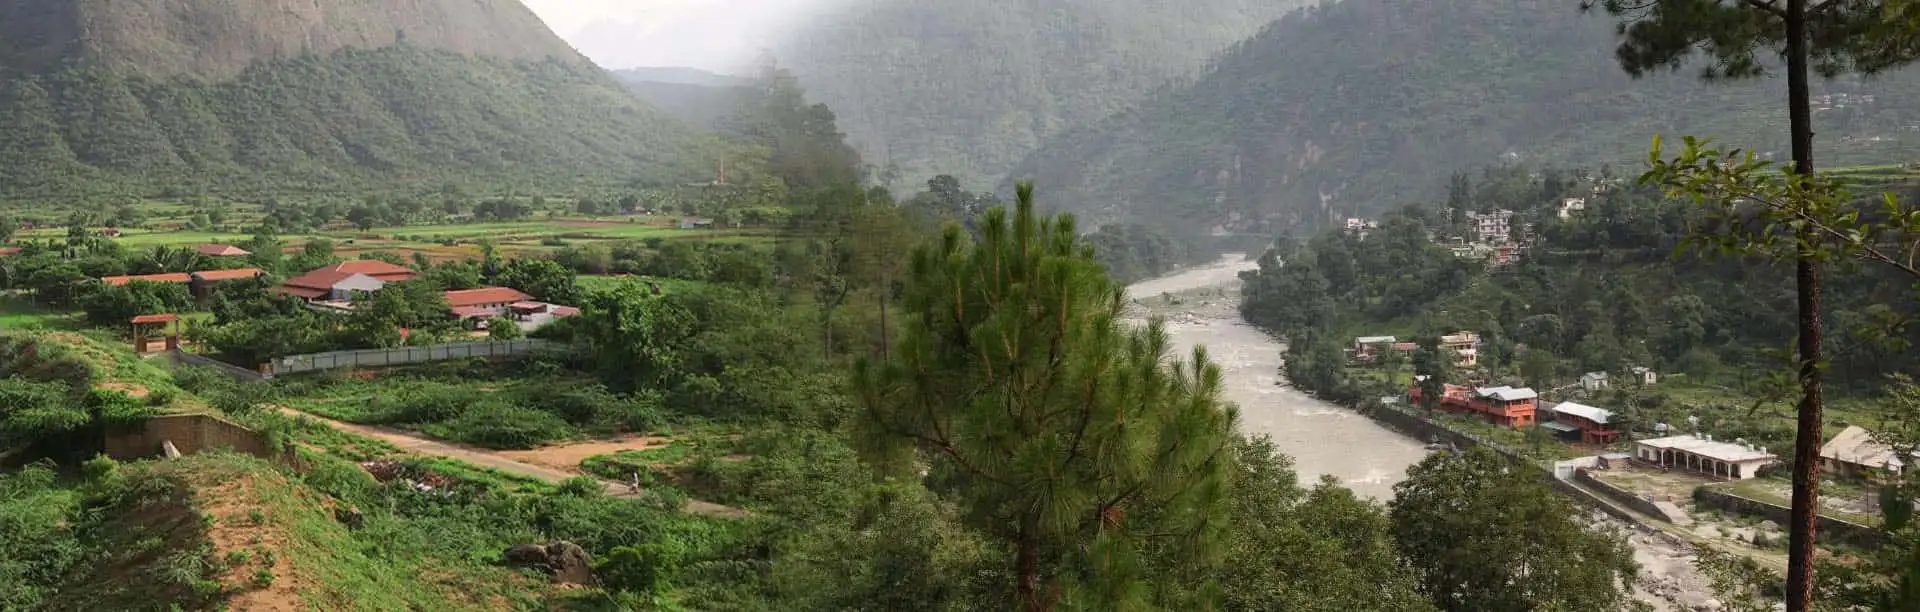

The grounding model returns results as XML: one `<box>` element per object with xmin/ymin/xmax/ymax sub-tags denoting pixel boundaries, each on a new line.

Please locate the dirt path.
<box><xmin>275</xmin><ymin>407</ymin><xmax>746</xmax><ymax>518</ymax></box>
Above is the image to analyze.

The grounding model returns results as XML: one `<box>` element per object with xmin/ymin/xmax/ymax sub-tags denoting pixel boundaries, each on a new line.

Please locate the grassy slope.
<box><xmin>44</xmin><ymin>452</ymin><xmax>541</xmax><ymax>611</ymax></box>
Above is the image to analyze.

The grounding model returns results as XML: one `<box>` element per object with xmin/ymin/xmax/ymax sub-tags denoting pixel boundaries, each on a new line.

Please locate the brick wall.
<box><xmin>104</xmin><ymin>414</ymin><xmax>275</xmax><ymax>461</ymax></box>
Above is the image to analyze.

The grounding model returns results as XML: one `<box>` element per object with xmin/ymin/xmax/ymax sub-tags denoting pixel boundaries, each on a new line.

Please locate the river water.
<box><xmin>1125</xmin><ymin>255</ymin><xmax>1427</xmax><ymax>500</ymax></box>
<box><xmin>1125</xmin><ymin>256</ymin><xmax>1714</xmax><ymax>610</ymax></box>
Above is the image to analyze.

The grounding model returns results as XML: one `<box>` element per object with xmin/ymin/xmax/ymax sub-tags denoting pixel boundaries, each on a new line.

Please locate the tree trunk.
<box><xmin>1784</xmin><ymin>1</ymin><xmax>1824</xmax><ymax>609</ymax></box>
<box><xmin>1017</xmin><ymin>518</ymin><xmax>1045</xmax><ymax>612</ymax></box>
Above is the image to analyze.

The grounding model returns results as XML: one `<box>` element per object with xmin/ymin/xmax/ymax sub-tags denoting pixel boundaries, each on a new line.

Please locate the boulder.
<box><xmin>545</xmin><ymin>541</ymin><xmax>595</xmax><ymax>585</ymax></box>
<box><xmin>503</xmin><ymin>543</ymin><xmax>551</xmax><ymax>566</ymax></box>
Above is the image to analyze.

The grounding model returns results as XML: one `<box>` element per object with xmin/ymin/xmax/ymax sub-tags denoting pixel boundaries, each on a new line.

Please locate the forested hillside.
<box><xmin>613</xmin><ymin>68</ymin><xmax>756</xmax><ymax>129</ymax></box>
<box><xmin>1012</xmin><ymin>0</ymin><xmax>1920</xmax><ymax>236</ymax></box>
<box><xmin>773</xmin><ymin>0</ymin><xmax>1307</xmax><ymax>188</ymax></box>
<box><xmin>0</xmin><ymin>0</ymin><xmax>725</xmax><ymax>202</ymax></box>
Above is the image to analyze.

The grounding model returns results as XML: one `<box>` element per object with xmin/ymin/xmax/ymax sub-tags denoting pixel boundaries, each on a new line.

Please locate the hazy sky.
<box><xmin>519</xmin><ymin>0</ymin><xmax>827</xmax><ymax>73</ymax></box>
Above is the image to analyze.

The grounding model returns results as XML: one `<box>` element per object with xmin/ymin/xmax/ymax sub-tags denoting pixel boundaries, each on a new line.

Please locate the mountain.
<box><xmin>1011</xmin><ymin>0</ymin><xmax>1920</xmax><ymax>236</ymax></box>
<box><xmin>613</xmin><ymin>67</ymin><xmax>756</xmax><ymax>128</ymax></box>
<box><xmin>0</xmin><ymin>0</ymin><xmax>724</xmax><ymax>202</ymax></box>
<box><xmin>772</xmin><ymin>0</ymin><xmax>1310</xmax><ymax>188</ymax></box>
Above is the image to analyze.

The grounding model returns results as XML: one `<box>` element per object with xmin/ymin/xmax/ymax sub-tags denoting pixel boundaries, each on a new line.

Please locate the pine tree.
<box><xmin>853</xmin><ymin>181</ymin><xmax>1238</xmax><ymax>611</ymax></box>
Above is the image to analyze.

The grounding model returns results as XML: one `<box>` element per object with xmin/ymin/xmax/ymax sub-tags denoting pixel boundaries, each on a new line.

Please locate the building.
<box><xmin>197</xmin><ymin>244</ymin><xmax>251</xmax><ymax>257</ymax></box>
<box><xmin>1557</xmin><ymin>197</ymin><xmax>1588</xmax><ymax>219</ymax></box>
<box><xmin>1469</xmin><ymin>210</ymin><xmax>1514</xmax><ymax>244</ymax></box>
<box><xmin>0</xmin><ymin>247</ymin><xmax>20</xmax><ymax>256</ymax></box>
<box><xmin>1409</xmin><ymin>383</ymin><xmax>1537</xmax><ymax>428</ymax></box>
<box><xmin>1352</xmin><ymin>335</ymin><xmax>1397</xmax><ymax>361</ymax></box>
<box><xmin>1544</xmin><ymin>401</ymin><xmax>1620</xmax><ymax>445</ymax></box>
<box><xmin>271</xmin><ymin>261</ymin><xmax>417</xmax><ymax>303</ymax></box>
<box><xmin>1821</xmin><ymin>425</ymin><xmax>1914</xmax><ymax>480</ymax></box>
<box><xmin>1630</xmin><ymin>366</ymin><xmax>1658</xmax><ymax>385</ymax></box>
<box><xmin>1635</xmin><ymin>433</ymin><xmax>1776</xmax><ymax>480</ymax></box>
<box><xmin>1440</xmin><ymin>331</ymin><xmax>1479</xmax><ymax>367</ymax></box>
<box><xmin>100</xmin><ymin>273</ymin><xmax>193</xmax><ymax>287</ymax></box>
<box><xmin>444</xmin><ymin>287</ymin><xmax>536</xmax><ymax>320</ymax></box>
<box><xmin>679</xmin><ymin>218</ymin><xmax>716</xmax><ymax>230</ymax></box>
<box><xmin>1580</xmin><ymin>371</ymin><xmax>1610</xmax><ymax>392</ymax></box>
<box><xmin>101</xmin><ymin>269</ymin><xmax>263</xmax><ymax>298</ymax></box>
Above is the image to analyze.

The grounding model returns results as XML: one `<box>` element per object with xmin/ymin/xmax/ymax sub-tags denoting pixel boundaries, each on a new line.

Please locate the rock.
<box><xmin>544</xmin><ymin>541</ymin><xmax>594</xmax><ymax>585</ymax></box>
<box><xmin>335</xmin><ymin>505</ymin><xmax>364</xmax><ymax>530</ymax></box>
<box><xmin>504</xmin><ymin>543</ymin><xmax>551</xmax><ymax>566</ymax></box>
<box><xmin>1758</xmin><ymin>520</ymin><xmax>1780</xmax><ymax>532</ymax></box>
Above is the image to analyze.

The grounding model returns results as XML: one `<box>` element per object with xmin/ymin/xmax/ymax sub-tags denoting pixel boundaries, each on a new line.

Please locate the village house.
<box><xmin>1409</xmin><ymin>383</ymin><xmax>1537</xmax><ymax>428</ymax></box>
<box><xmin>270</xmin><ymin>261</ymin><xmax>418</xmax><ymax>303</ymax></box>
<box><xmin>0</xmin><ymin>247</ymin><xmax>20</xmax><ymax>256</ymax></box>
<box><xmin>1439</xmin><ymin>331</ymin><xmax>1479</xmax><ymax>367</ymax></box>
<box><xmin>1820</xmin><ymin>425</ymin><xmax>1915</xmax><ymax>480</ymax></box>
<box><xmin>1635</xmin><ymin>433</ymin><xmax>1776</xmax><ymax>480</ymax></box>
<box><xmin>1543</xmin><ymin>401</ymin><xmax>1620</xmax><ymax>445</ymax></box>
<box><xmin>1557</xmin><ymin>197</ymin><xmax>1587</xmax><ymax>219</ymax></box>
<box><xmin>197</xmin><ymin>244</ymin><xmax>251</xmax><ymax>257</ymax></box>
<box><xmin>101</xmin><ymin>268</ymin><xmax>264</xmax><ymax>298</ymax></box>
<box><xmin>1469</xmin><ymin>210</ymin><xmax>1514</xmax><ymax>244</ymax></box>
<box><xmin>1580</xmin><ymin>371</ymin><xmax>1610</xmax><ymax>392</ymax></box>
<box><xmin>1630</xmin><ymin>366</ymin><xmax>1658</xmax><ymax>385</ymax></box>
<box><xmin>1351</xmin><ymin>335</ymin><xmax>1397</xmax><ymax>361</ymax></box>
<box><xmin>445</xmin><ymin>287</ymin><xmax>536</xmax><ymax>320</ymax></box>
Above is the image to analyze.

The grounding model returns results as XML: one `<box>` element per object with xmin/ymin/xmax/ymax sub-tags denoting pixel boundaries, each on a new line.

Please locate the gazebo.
<box><xmin>130</xmin><ymin>313</ymin><xmax>181</xmax><ymax>353</ymax></box>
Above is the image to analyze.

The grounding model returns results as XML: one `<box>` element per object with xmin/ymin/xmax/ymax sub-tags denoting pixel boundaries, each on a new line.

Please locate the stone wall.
<box><xmin>1577</xmin><ymin>469</ymin><xmax>1680</xmax><ymax>520</ymax></box>
<box><xmin>104</xmin><ymin>414</ymin><xmax>275</xmax><ymax>461</ymax></box>
<box><xmin>1693</xmin><ymin>487</ymin><xmax>1887</xmax><ymax>549</ymax></box>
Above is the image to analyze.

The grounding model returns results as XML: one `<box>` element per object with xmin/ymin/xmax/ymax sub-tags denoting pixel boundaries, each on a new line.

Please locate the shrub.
<box><xmin>433</xmin><ymin>401</ymin><xmax>574</xmax><ymax>449</ymax></box>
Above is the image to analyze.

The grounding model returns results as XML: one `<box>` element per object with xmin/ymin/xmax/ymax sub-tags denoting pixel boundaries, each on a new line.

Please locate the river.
<box><xmin>1125</xmin><ymin>255</ymin><xmax>1715</xmax><ymax>610</ymax></box>
<box><xmin>1125</xmin><ymin>255</ymin><xmax>1427</xmax><ymax>500</ymax></box>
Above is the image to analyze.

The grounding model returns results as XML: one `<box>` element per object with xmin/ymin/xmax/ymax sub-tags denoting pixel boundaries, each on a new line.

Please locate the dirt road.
<box><xmin>276</xmin><ymin>407</ymin><xmax>747</xmax><ymax>518</ymax></box>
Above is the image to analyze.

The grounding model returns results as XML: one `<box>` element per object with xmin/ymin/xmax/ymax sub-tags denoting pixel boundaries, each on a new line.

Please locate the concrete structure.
<box><xmin>104</xmin><ymin>414</ymin><xmax>275</xmax><ymax>461</ymax></box>
<box><xmin>1557</xmin><ymin>197</ymin><xmax>1588</xmax><ymax>219</ymax></box>
<box><xmin>1545</xmin><ymin>401</ymin><xmax>1620</xmax><ymax>445</ymax></box>
<box><xmin>1821</xmin><ymin>425</ymin><xmax>1914</xmax><ymax>480</ymax></box>
<box><xmin>1635</xmin><ymin>433</ymin><xmax>1776</xmax><ymax>480</ymax></box>
<box><xmin>1470</xmin><ymin>209</ymin><xmax>1514</xmax><ymax>243</ymax></box>
<box><xmin>197</xmin><ymin>244</ymin><xmax>251</xmax><ymax>257</ymax></box>
<box><xmin>1630</xmin><ymin>366</ymin><xmax>1658</xmax><ymax>385</ymax></box>
<box><xmin>1439</xmin><ymin>331</ymin><xmax>1479</xmax><ymax>367</ymax></box>
<box><xmin>1580</xmin><ymin>371</ymin><xmax>1610</xmax><ymax>392</ymax></box>
<box><xmin>1410</xmin><ymin>383</ymin><xmax>1537</xmax><ymax>428</ymax></box>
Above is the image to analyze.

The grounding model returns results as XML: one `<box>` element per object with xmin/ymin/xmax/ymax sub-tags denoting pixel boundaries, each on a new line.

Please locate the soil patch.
<box><xmin>98</xmin><ymin>382</ymin><xmax>150</xmax><ymax>398</ymax></box>
<box><xmin>498</xmin><ymin>436</ymin><xmax>675</xmax><ymax>473</ymax></box>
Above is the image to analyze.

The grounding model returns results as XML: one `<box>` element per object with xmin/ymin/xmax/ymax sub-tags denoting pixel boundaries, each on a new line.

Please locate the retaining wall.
<box><xmin>1576</xmin><ymin>469</ymin><xmax>1681</xmax><ymax>521</ymax></box>
<box><xmin>268</xmin><ymin>339</ymin><xmax>556</xmax><ymax>375</ymax></box>
<box><xmin>168</xmin><ymin>350</ymin><xmax>268</xmax><ymax>382</ymax></box>
<box><xmin>104</xmin><ymin>414</ymin><xmax>275</xmax><ymax>461</ymax></box>
<box><xmin>1693</xmin><ymin>487</ymin><xmax>1888</xmax><ymax>549</ymax></box>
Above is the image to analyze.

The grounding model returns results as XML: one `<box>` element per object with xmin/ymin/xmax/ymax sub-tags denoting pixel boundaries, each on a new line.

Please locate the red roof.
<box><xmin>0</xmin><ymin>247</ymin><xmax>19</xmax><ymax>256</ymax></box>
<box><xmin>326</xmin><ymin>260</ymin><xmax>417</xmax><ymax>280</ymax></box>
<box><xmin>550</xmin><ymin>306</ymin><xmax>581</xmax><ymax>318</ymax></box>
<box><xmin>191</xmin><ymin>268</ymin><xmax>264</xmax><ymax>282</ymax></box>
<box><xmin>130</xmin><ymin>313</ymin><xmax>179</xmax><ymax>324</ymax></box>
<box><xmin>198</xmin><ymin>244</ymin><xmax>251</xmax><ymax>257</ymax></box>
<box><xmin>269</xmin><ymin>285</ymin><xmax>330</xmax><ymax>299</ymax></box>
<box><xmin>101</xmin><ymin>273</ymin><xmax>193</xmax><ymax>286</ymax></box>
<box><xmin>444</xmin><ymin>287</ymin><xmax>533</xmax><ymax>308</ymax></box>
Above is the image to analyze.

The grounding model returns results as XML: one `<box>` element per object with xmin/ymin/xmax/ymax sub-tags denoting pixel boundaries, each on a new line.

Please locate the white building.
<box><xmin>1557</xmin><ymin>197</ymin><xmax>1587</xmax><ymax>219</ymax></box>
<box><xmin>1635</xmin><ymin>433</ymin><xmax>1776</xmax><ymax>480</ymax></box>
<box><xmin>1630</xmin><ymin>366</ymin><xmax>1658</xmax><ymax>385</ymax></box>
<box><xmin>1470</xmin><ymin>210</ymin><xmax>1514</xmax><ymax>244</ymax></box>
<box><xmin>1580</xmin><ymin>371</ymin><xmax>1610</xmax><ymax>392</ymax></box>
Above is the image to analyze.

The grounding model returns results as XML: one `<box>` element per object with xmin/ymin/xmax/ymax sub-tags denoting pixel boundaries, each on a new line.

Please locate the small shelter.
<box><xmin>130</xmin><ymin>313</ymin><xmax>181</xmax><ymax>353</ymax></box>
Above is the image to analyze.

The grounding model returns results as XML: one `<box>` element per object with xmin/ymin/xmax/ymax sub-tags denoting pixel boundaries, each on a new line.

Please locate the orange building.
<box><xmin>1409</xmin><ymin>382</ymin><xmax>1537</xmax><ymax>428</ymax></box>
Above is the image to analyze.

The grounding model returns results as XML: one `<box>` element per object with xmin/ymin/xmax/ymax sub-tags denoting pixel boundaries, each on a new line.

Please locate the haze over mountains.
<box><xmin>0</xmin><ymin>0</ymin><xmax>722</xmax><ymax>201</ymax></box>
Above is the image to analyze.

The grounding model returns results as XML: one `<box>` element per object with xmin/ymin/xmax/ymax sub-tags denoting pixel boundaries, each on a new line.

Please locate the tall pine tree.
<box><xmin>853</xmin><ymin>182</ymin><xmax>1238</xmax><ymax>611</ymax></box>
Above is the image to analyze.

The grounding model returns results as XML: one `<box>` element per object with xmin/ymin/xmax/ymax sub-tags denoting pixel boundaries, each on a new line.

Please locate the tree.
<box><xmin>1588</xmin><ymin>2</ymin><xmax>1920</xmax><ymax>606</ymax></box>
<box><xmin>495</xmin><ymin>259</ymin><xmax>581</xmax><ymax>305</ymax></box>
<box><xmin>1390</xmin><ymin>448</ymin><xmax>1639</xmax><ymax>611</ymax></box>
<box><xmin>1413</xmin><ymin>336</ymin><xmax>1455</xmax><ymax>414</ymax></box>
<box><xmin>487</xmin><ymin>317</ymin><xmax>522</xmax><ymax>340</ymax></box>
<box><xmin>853</xmin><ymin>183</ymin><xmax>1238</xmax><ymax>611</ymax></box>
<box><xmin>0</xmin><ymin>213</ymin><xmax>15</xmax><ymax>244</ymax></box>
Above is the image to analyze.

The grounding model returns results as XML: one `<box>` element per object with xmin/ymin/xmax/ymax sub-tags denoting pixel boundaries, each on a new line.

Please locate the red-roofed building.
<box><xmin>444</xmin><ymin>287</ymin><xmax>535</xmax><ymax>318</ymax></box>
<box><xmin>271</xmin><ymin>261</ymin><xmax>417</xmax><ymax>303</ymax></box>
<box><xmin>190</xmin><ymin>268</ymin><xmax>264</xmax><ymax>283</ymax></box>
<box><xmin>101</xmin><ymin>273</ymin><xmax>193</xmax><ymax>287</ymax></box>
<box><xmin>0</xmin><ymin>247</ymin><xmax>20</xmax><ymax>256</ymax></box>
<box><xmin>198</xmin><ymin>244</ymin><xmax>250</xmax><ymax>257</ymax></box>
<box><xmin>1409</xmin><ymin>382</ymin><xmax>1538</xmax><ymax>428</ymax></box>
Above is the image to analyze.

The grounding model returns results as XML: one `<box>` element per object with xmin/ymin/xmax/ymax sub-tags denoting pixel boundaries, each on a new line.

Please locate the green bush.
<box><xmin>431</xmin><ymin>402</ymin><xmax>575</xmax><ymax>450</ymax></box>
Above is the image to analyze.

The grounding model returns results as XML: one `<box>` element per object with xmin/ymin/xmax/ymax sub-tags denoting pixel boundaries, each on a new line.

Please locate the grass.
<box><xmin>577</xmin><ymin>275</ymin><xmax>710</xmax><ymax>295</ymax></box>
<box><xmin>0</xmin><ymin>292</ymin><xmax>75</xmax><ymax>330</ymax></box>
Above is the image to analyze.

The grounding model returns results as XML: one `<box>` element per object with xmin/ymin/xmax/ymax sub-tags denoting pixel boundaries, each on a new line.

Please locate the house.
<box><xmin>1409</xmin><ymin>383</ymin><xmax>1537</xmax><ymax>428</ymax></box>
<box><xmin>1469</xmin><ymin>210</ymin><xmax>1514</xmax><ymax>244</ymax></box>
<box><xmin>444</xmin><ymin>287</ymin><xmax>536</xmax><ymax>320</ymax></box>
<box><xmin>679</xmin><ymin>218</ymin><xmax>716</xmax><ymax>230</ymax></box>
<box><xmin>1471</xmin><ymin>386</ymin><xmax>1538</xmax><ymax>428</ymax></box>
<box><xmin>1544</xmin><ymin>401</ymin><xmax>1620</xmax><ymax>445</ymax></box>
<box><xmin>1352</xmin><ymin>335</ymin><xmax>1397</xmax><ymax>361</ymax></box>
<box><xmin>1630</xmin><ymin>366</ymin><xmax>1658</xmax><ymax>385</ymax></box>
<box><xmin>271</xmin><ymin>261</ymin><xmax>417</xmax><ymax>303</ymax></box>
<box><xmin>1580</xmin><ymin>371</ymin><xmax>1610</xmax><ymax>392</ymax></box>
<box><xmin>197</xmin><ymin>244</ymin><xmax>251</xmax><ymax>257</ymax></box>
<box><xmin>188</xmin><ymin>268</ymin><xmax>264</xmax><ymax>297</ymax></box>
<box><xmin>1557</xmin><ymin>197</ymin><xmax>1588</xmax><ymax>219</ymax></box>
<box><xmin>1635</xmin><ymin>433</ymin><xmax>1776</xmax><ymax>480</ymax></box>
<box><xmin>1821</xmin><ymin>425</ymin><xmax>1915</xmax><ymax>480</ymax></box>
<box><xmin>101</xmin><ymin>273</ymin><xmax>193</xmax><ymax>287</ymax></box>
<box><xmin>1439</xmin><ymin>332</ymin><xmax>1479</xmax><ymax>367</ymax></box>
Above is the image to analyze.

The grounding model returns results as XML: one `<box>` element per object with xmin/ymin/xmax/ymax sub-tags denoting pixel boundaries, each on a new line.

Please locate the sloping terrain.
<box><xmin>1011</xmin><ymin>0</ymin><xmax>1920</xmax><ymax>235</ymax></box>
<box><xmin>614</xmin><ymin>67</ymin><xmax>756</xmax><ymax>129</ymax></box>
<box><xmin>772</xmin><ymin>0</ymin><xmax>1311</xmax><ymax>188</ymax></box>
<box><xmin>0</xmin><ymin>0</ymin><xmax>725</xmax><ymax>202</ymax></box>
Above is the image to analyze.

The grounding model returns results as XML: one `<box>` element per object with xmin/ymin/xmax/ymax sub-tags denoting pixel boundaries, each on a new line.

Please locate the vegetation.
<box><xmin>1012</xmin><ymin>0</ymin><xmax>1920</xmax><ymax>239</ymax></box>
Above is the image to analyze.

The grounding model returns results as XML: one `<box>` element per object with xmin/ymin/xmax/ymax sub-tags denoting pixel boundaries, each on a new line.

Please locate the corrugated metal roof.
<box><xmin>1639</xmin><ymin>434</ymin><xmax>1776</xmax><ymax>462</ymax></box>
<box><xmin>1550</xmin><ymin>401</ymin><xmax>1614</xmax><ymax>425</ymax></box>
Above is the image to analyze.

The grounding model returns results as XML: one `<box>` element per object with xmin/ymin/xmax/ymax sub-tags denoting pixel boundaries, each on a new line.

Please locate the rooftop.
<box><xmin>1821</xmin><ymin>425</ymin><xmax>1913</xmax><ymax>470</ymax></box>
<box><xmin>190</xmin><ymin>268</ymin><xmax>264</xmax><ymax>282</ymax></box>
<box><xmin>1549</xmin><ymin>401</ymin><xmax>1614</xmax><ymax>425</ymax></box>
<box><xmin>197</xmin><ymin>244</ymin><xmax>250</xmax><ymax>257</ymax></box>
<box><xmin>1355</xmin><ymin>335</ymin><xmax>1397</xmax><ymax>344</ymax></box>
<box><xmin>1639</xmin><ymin>434</ymin><xmax>1776</xmax><ymax>463</ymax></box>
<box><xmin>320</xmin><ymin>260</ymin><xmax>417</xmax><ymax>279</ymax></box>
<box><xmin>1475</xmin><ymin>386</ymin><xmax>1537</xmax><ymax>401</ymax></box>
<box><xmin>101</xmin><ymin>273</ymin><xmax>193</xmax><ymax>286</ymax></box>
<box><xmin>444</xmin><ymin>287</ymin><xmax>534</xmax><ymax>308</ymax></box>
